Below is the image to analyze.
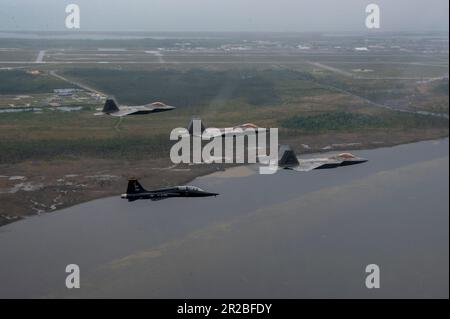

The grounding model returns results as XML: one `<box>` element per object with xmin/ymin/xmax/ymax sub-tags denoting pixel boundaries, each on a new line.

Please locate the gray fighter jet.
<box><xmin>121</xmin><ymin>178</ymin><xmax>219</xmax><ymax>202</ymax></box>
<box><xmin>278</xmin><ymin>145</ymin><xmax>368</xmax><ymax>171</ymax></box>
<box><xmin>187</xmin><ymin>117</ymin><xmax>262</xmax><ymax>138</ymax></box>
<box><xmin>95</xmin><ymin>97</ymin><xmax>175</xmax><ymax>117</ymax></box>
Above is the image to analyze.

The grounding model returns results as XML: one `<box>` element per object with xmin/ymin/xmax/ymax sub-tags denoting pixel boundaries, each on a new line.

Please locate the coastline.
<box><xmin>1</xmin><ymin>131</ymin><xmax>448</xmax><ymax>228</ymax></box>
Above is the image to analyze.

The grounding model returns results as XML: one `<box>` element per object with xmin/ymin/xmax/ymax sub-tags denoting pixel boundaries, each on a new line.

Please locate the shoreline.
<box><xmin>1</xmin><ymin>133</ymin><xmax>448</xmax><ymax>228</ymax></box>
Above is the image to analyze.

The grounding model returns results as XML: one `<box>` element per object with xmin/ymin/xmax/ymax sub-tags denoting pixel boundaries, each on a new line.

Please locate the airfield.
<box><xmin>0</xmin><ymin>31</ymin><xmax>448</xmax><ymax>225</ymax></box>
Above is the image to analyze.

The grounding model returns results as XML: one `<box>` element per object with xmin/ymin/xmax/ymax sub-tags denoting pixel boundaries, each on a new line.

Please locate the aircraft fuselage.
<box><xmin>121</xmin><ymin>186</ymin><xmax>218</xmax><ymax>202</ymax></box>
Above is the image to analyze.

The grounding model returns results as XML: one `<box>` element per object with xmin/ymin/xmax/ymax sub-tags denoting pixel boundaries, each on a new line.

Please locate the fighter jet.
<box><xmin>187</xmin><ymin>117</ymin><xmax>263</xmax><ymax>138</ymax></box>
<box><xmin>94</xmin><ymin>97</ymin><xmax>175</xmax><ymax>117</ymax></box>
<box><xmin>278</xmin><ymin>145</ymin><xmax>368</xmax><ymax>171</ymax></box>
<box><xmin>121</xmin><ymin>178</ymin><xmax>219</xmax><ymax>202</ymax></box>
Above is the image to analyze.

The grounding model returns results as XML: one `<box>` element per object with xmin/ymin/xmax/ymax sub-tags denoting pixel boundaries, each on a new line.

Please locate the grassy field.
<box><xmin>281</xmin><ymin>111</ymin><xmax>449</xmax><ymax>132</ymax></box>
<box><xmin>0</xmin><ymin>70</ymin><xmax>68</xmax><ymax>94</ymax></box>
<box><xmin>64</xmin><ymin>68</ymin><xmax>281</xmax><ymax>106</ymax></box>
<box><xmin>0</xmin><ymin>67</ymin><xmax>448</xmax><ymax>165</ymax></box>
<box><xmin>325</xmin><ymin>62</ymin><xmax>449</xmax><ymax>78</ymax></box>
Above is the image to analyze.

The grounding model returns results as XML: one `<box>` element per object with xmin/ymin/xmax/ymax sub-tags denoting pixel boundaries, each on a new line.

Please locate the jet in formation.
<box><xmin>187</xmin><ymin>117</ymin><xmax>263</xmax><ymax>138</ymax></box>
<box><xmin>95</xmin><ymin>97</ymin><xmax>176</xmax><ymax>117</ymax></box>
<box><xmin>278</xmin><ymin>145</ymin><xmax>368</xmax><ymax>171</ymax></box>
<box><xmin>121</xmin><ymin>178</ymin><xmax>219</xmax><ymax>202</ymax></box>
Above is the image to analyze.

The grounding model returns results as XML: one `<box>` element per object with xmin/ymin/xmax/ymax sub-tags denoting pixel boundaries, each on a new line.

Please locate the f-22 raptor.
<box><xmin>95</xmin><ymin>97</ymin><xmax>175</xmax><ymax>117</ymax></box>
<box><xmin>121</xmin><ymin>178</ymin><xmax>219</xmax><ymax>202</ymax></box>
<box><xmin>278</xmin><ymin>145</ymin><xmax>368</xmax><ymax>171</ymax></box>
<box><xmin>187</xmin><ymin>117</ymin><xmax>262</xmax><ymax>138</ymax></box>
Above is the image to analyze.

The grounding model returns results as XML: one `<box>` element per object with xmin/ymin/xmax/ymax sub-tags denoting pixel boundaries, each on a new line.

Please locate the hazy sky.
<box><xmin>0</xmin><ymin>0</ymin><xmax>448</xmax><ymax>32</ymax></box>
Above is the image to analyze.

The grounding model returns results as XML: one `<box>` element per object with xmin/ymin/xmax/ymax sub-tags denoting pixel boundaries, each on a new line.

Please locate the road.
<box><xmin>35</xmin><ymin>50</ymin><xmax>46</xmax><ymax>63</ymax></box>
<box><xmin>312</xmin><ymin>79</ymin><xmax>449</xmax><ymax>119</ymax></box>
<box><xmin>49</xmin><ymin>70</ymin><xmax>107</xmax><ymax>96</ymax></box>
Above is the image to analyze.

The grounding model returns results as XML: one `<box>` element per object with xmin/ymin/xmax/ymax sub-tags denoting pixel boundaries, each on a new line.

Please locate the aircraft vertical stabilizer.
<box><xmin>103</xmin><ymin>97</ymin><xmax>120</xmax><ymax>113</ymax></box>
<box><xmin>188</xmin><ymin>117</ymin><xmax>206</xmax><ymax>135</ymax></box>
<box><xmin>278</xmin><ymin>145</ymin><xmax>299</xmax><ymax>167</ymax></box>
<box><xmin>126</xmin><ymin>178</ymin><xmax>147</xmax><ymax>194</ymax></box>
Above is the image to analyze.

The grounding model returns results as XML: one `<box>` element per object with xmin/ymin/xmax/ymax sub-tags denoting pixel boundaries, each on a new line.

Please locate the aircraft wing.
<box><xmin>150</xmin><ymin>197</ymin><xmax>168</xmax><ymax>201</ymax></box>
<box><xmin>149</xmin><ymin>192</ymin><xmax>179</xmax><ymax>201</ymax></box>
<box><xmin>110</xmin><ymin>108</ymin><xmax>140</xmax><ymax>117</ymax></box>
<box><xmin>141</xmin><ymin>106</ymin><xmax>156</xmax><ymax>112</ymax></box>
<box><xmin>142</xmin><ymin>104</ymin><xmax>176</xmax><ymax>112</ymax></box>
<box><xmin>292</xmin><ymin>158</ymin><xmax>343</xmax><ymax>171</ymax></box>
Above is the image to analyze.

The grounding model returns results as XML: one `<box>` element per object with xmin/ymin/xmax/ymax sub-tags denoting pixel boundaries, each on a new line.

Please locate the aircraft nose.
<box><xmin>205</xmin><ymin>192</ymin><xmax>219</xmax><ymax>197</ymax></box>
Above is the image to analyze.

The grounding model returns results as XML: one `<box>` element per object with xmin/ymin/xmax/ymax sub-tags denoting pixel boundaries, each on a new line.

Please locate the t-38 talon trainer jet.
<box><xmin>121</xmin><ymin>178</ymin><xmax>219</xmax><ymax>202</ymax></box>
<box><xmin>187</xmin><ymin>117</ymin><xmax>263</xmax><ymax>138</ymax></box>
<box><xmin>95</xmin><ymin>97</ymin><xmax>175</xmax><ymax>117</ymax></box>
<box><xmin>278</xmin><ymin>145</ymin><xmax>368</xmax><ymax>171</ymax></box>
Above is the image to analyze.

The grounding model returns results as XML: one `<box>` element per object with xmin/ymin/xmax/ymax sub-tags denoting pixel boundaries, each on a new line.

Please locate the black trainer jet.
<box><xmin>121</xmin><ymin>178</ymin><xmax>219</xmax><ymax>202</ymax></box>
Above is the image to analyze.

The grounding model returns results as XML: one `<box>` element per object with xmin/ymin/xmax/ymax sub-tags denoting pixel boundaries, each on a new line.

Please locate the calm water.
<box><xmin>0</xmin><ymin>139</ymin><xmax>448</xmax><ymax>298</ymax></box>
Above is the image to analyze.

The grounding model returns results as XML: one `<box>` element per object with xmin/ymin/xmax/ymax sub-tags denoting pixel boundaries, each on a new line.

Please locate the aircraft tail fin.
<box><xmin>102</xmin><ymin>97</ymin><xmax>119</xmax><ymax>113</ymax></box>
<box><xmin>278</xmin><ymin>145</ymin><xmax>299</xmax><ymax>167</ymax></box>
<box><xmin>188</xmin><ymin>117</ymin><xmax>206</xmax><ymax>135</ymax></box>
<box><xmin>126</xmin><ymin>178</ymin><xmax>147</xmax><ymax>194</ymax></box>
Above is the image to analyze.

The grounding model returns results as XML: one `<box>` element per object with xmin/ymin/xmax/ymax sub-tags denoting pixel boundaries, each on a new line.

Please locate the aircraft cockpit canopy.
<box><xmin>236</xmin><ymin>123</ymin><xmax>259</xmax><ymax>129</ymax></box>
<box><xmin>151</xmin><ymin>101</ymin><xmax>167</xmax><ymax>106</ymax></box>
<box><xmin>337</xmin><ymin>153</ymin><xmax>357</xmax><ymax>159</ymax></box>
